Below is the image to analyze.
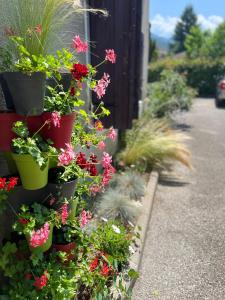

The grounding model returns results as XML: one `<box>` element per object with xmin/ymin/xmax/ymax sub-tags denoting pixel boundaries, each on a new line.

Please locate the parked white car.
<box><xmin>215</xmin><ymin>78</ymin><xmax>225</xmax><ymax>107</ymax></box>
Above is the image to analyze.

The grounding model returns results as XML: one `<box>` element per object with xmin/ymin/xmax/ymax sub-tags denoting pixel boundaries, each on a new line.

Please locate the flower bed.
<box><xmin>0</xmin><ymin>27</ymin><xmax>139</xmax><ymax>299</ymax></box>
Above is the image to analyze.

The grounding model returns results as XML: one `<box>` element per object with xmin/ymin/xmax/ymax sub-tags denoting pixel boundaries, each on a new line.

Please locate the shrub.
<box><xmin>149</xmin><ymin>57</ymin><xmax>225</xmax><ymax>97</ymax></box>
<box><xmin>145</xmin><ymin>70</ymin><xmax>196</xmax><ymax>118</ymax></box>
<box><xmin>118</xmin><ymin>117</ymin><xmax>192</xmax><ymax>172</ymax></box>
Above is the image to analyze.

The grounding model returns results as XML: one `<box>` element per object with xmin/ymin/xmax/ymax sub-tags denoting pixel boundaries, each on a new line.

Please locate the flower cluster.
<box><xmin>73</xmin><ymin>35</ymin><xmax>88</xmax><ymax>53</ymax></box>
<box><xmin>94</xmin><ymin>73</ymin><xmax>110</xmax><ymax>99</ymax></box>
<box><xmin>30</xmin><ymin>222</ymin><xmax>50</xmax><ymax>248</ymax></box>
<box><xmin>71</xmin><ymin>63</ymin><xmax>89</xmax><ymax>81</ymax></box>
<box><xmin>89</xmin><ymin>253</ymin><xmax>112</xmax><ymax>277</ymax></box>
<box><xmin>0</xmin><ymin>177</ymin><xmax>18</xmax><ymax>192</ymax></box>
<box><xmin>60</xmin><ymin>203</ymin><xmax>69</xmax><ymax>225</ymax></box>
<box><xmin>51</xmin><ymin>112</ymin><xmax>61</xmax><ymax>128</ymax></box>
<box><xmin>105</xmin><ymin>49</ymin><xmax>117</xmax><ymax>64</ymax></box>
<box><xmin>79</xmin><ymin>210</ymin><xmax>92</xmax><ymax>228</ymax></box>
<box><xmin>34</xmin><ymin>272</ymin><xmax>48</xmax><ymax>290</ymax></box>
<box><xmin>107</xmin><ymin>127</ymin><xmax>117</xmax><ymax>141</ymax></box>
<box><xmin>76</xmin><ymin>152</ymin><xmax>98</xmax><ymax>176</ymax></box>
<box><xmin>58</xmin><ymin>143</ymin><xmax>75</xmax><ymax>166</ymax></box>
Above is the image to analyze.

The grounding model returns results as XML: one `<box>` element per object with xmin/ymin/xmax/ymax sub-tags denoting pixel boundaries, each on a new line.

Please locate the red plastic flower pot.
<box><xmin>53</xmin><ymin>242</ymin><xmax>76</xmax><ymax>261</ymax></box>
<box><xmin>0</xmin><ymin>112</ymin><xmax>24</xmax><ymax>151</ymax></box>
<box><xmin>26</xmin><ymin>115</ymin><xmax>43</xmax><ymax>134</ymax></box>
<box><xmin>41</xmin><ymin>112</ymin><xmax>76</xmax><ymax>149</ymax></box>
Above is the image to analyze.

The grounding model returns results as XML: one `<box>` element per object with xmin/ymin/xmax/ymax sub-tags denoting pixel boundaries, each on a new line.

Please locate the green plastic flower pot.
<box><xmin>3</xmin><ymin>152</ymin><xmax>18</xmax><ymax>174</ymax></box>
<box><xmin>12</xmin><ymin>153</ymin><xmax>49</xmax><ymax>190</ymax></box>
<box><xmin>26</xmin><ymin>223</ymin><xmax>53</xmax><ymax>254</ymax></box>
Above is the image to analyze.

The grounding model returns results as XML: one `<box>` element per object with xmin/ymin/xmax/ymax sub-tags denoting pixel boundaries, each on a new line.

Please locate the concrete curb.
<box><xmin>128</xmin><ymin>170</ymin><xmax>159</xmax><ymax>289</ymax></box>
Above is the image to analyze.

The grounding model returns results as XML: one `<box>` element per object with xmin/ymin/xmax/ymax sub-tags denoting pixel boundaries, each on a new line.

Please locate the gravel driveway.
<box><xmin>133</xmin><ymin>98</ymin><xmax>225</xmax><ymax>300</ymax></box>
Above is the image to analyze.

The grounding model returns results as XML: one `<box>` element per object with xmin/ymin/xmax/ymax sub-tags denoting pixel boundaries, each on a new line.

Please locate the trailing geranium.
<box><xmin>0</xmin><ymin>176</ymin><xmax>18</xmax><ymax>212</ymax></box>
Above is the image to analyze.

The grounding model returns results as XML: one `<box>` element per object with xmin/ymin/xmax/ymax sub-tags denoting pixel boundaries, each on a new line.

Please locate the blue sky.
<box><xmin>150</xmin><ymin>0</ymin><xmax>225</xmax><ymax>38</ymax></box>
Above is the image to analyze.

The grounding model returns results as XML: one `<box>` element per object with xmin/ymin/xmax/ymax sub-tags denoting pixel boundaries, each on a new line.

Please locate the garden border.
<box><xmin>128</xmin><ymin>170</ymin><xmax>159</xmax><ymax>290</ymax></box>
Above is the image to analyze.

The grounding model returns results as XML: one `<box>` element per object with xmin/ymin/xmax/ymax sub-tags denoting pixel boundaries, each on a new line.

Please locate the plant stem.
<box><xmin>6</xmin><ymin>200</ymin><xmax>18</xmax><ymax>217</ymax></box>
<box><xmin>32</xmin><ymin>121</ymin><xmax>49</xmax><ymax>138</ymax></box>
<box><xmin>94</xmin><ymin>60</ymin><xmax>106</xmax><ymax>69</ymax></box>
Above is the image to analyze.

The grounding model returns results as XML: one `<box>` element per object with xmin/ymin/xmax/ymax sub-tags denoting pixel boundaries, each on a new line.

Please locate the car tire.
<box><xmin>215</xmin><ymin>97</ymin><xmax>222</xmax><ymax>108</ymax></box>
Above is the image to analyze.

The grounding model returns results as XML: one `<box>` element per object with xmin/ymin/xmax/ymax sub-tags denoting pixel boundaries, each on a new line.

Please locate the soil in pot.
<box><xmin>45</xmin><ymin>73</ymin><xmax>72</xmax><ymax>96</ymax></box>
<box><xmin>3</xmin><ymin>72</ymin><xmax>46</xmax><ymax>116</ymax></box>
<box><xmin>41</xmin><ymin>112</ymin><xmax>76</xmax><ymax>149</ymax></box>
<box><xmin>12</xmin><ymin>153</ymin><xmax>49</xmax><ymax>190</ymax></box>
<box><xmin>0</xmin><ymin>112</ymin><xmax>24</xmax><ymax>151</ymax></box>
<box><xmin>0</xmin><ymin>74</ymin><xmax>14</xmax><ymax>110</ymax></box>
<box><xmin>47</xmin><ymin>167</ymin><xmax>77</xmax><ymax>208</ymax></box>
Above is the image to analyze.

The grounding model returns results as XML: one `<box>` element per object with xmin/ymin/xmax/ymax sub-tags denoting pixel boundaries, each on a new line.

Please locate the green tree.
<box><xmin>185</xmin><ymin>26</ymin><xmax>204</xmax><ymax>58</ymax></box>
<box><xmin>149</xmin><ymin>36</ymin><xmax>158</xmax><ymax>62</ymax></box>
<box><xmin>171</xmin><ymin>5</ymin><xmax>198</xmax><ymax>53</ymax></box>
<box><xmin>207</xmin><ymin>21</ymin><xmax>225</xmax><ymax>58</ymax></box>
<box><xmin>185</xmin><ymin>26</ymin><xmax>212</xmax><ymax>58</ymax></box>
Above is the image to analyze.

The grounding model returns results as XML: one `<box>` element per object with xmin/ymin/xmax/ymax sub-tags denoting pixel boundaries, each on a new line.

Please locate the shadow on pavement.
<box><xmin>159</xmin><ymin>175</ymin><xmax>189</xmax><ymax>187</ymax></box>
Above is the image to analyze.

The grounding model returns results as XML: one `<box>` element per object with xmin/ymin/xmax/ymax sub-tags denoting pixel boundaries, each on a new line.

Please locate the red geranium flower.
<box><xmin>34</xmin><ymin>272</ymin><xmax>48</xmax><ymax>290</ymax></box>
<box><xmin>100</xmin><ymin>262</ymin><xmax>111</xmax><ymax>277</ymax></box>
<box><xmin>71</xmin><ymin>63</ymin><xmax>89</xmax><ymax>81</ymax></box>
<box><xmin>90</xmin><ymin>257</ymin><xmax>99</xmax><ymax>272</ymax></box>
<box><xmin>6</xmin><ymin>177</ymin><xmax>18</xmax><ymax>192</ymax></box>
<box><xmin>0</xmin><ymin>178</ymin><xmax>6</xmax><ymax>189</ymax></box>
<box><xmin>19</xmin><ymin>218</ymin><xmax>29</xmax><ymax>225</ymax></box>
<box><xmin>70</xmin><ymin>86</ymin><xmax>76</xmax><ymax>96</ymax></box>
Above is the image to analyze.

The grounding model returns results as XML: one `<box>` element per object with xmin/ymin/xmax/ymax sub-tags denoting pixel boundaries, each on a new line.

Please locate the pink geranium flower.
<box><xmin>102</xmin><ymin>164</ymin><xmax>116</xmax><ymax>187</ymax></box>
<box><xmin>93</xmin><ymin>73</ymin><xmax>110</xmax><ymax>99</ymax></box>
<box><xmin>61</xmin><ymin>203</ymin><xmax>69</xmax><ymax>225</ymax></box>
<box><xmin>58</xmin><ymin>143</ymin><xmax>75</xmax><ymax>166</ymax></box>
<box><xmin>72</xmin><ymin>35</ymin><xmax>88</xmax><ymax>53</ymax></box>
<box><xmin>79</xmin><ymin>210</ymin><xmax>92</xmax><ymax>228</ymax></box>
<box><xmin>90</xmin><ymin>184</ymin><xmax>102</xmax><ymax>195</ymax></box>
<box><xmin>101</xmin><ymin>152</ymin><xmax>112</xmax><ymax>169</ymax></box>
<box><xmin>98</xmin><ymin>141</ymin><xmax>106</xmax><ymax>151</ymax></box>
<box><xmin>51</xmin><ymin>112</ymin><xmax>61</xmax><ymax>128</ymax></box>
<box><xmin>30</xmin><ymin>222</ymin><xmax>50</xmax><ymax>248</ymax></box>
<box><xmin>105</xmin><ymin>49</ymin><xmax>117</xmax><ymax>63</ymax></box>
<box><xmin>107</xmin><ymin>127</ymin><xmax>117</xmax><ymax>141</ymax></box>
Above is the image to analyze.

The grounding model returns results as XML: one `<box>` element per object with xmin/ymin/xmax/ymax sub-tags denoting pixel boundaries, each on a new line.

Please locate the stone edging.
<box><xmin>128</xmin><ymin>170</ymin><xmax>159</xmax><ymax>290</ymax></box>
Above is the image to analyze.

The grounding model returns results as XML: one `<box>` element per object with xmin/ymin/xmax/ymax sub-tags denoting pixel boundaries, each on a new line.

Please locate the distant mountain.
<box><xmin>151</xmin><ymin>33</ymin><xmax>171</xmax><ymax>51</ymax></box>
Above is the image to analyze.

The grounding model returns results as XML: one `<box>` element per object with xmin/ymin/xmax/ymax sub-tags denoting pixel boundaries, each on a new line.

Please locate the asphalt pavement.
<box><xmin>133</xmin><ymin>98</ymin><xmax>225</xmax><ymax>300</ymax></box>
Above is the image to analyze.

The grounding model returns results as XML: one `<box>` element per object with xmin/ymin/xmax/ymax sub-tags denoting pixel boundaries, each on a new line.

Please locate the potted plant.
<box><xmin>0</xmin><ymin>112</ymin><xmax>24</xmax><ymax>151</ymax></box>
<box><xmin>42</xmin><ymin>87</ymin><xmax>78</xmax><ymax>149</ymax></box>
<box><xmin>2</xmin><ymin>37</ymin><xmax>60</xmax><ymax>116</ymax></box>
<box><xmin>0</xmin><ymin>176</ymin><xmax>18</xmax><ymax>213</ymax></box>
<box><xmin>13</xmin><ymin>203</ymin><xmax>56</xmax><ymax>254</ymax></box>
<box><xmin>53</xmin><ymin>214</ymin><xmax>78</xmax><ymax>262</ymax></box>
<box><xmin>11</xmin><ymin>121</ymin><xmax>51</xmax><ymax>190</ymax></box>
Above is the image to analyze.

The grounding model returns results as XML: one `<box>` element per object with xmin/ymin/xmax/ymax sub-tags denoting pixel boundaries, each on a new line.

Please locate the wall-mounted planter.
<box><xmin>0</xmin><ymin>184</ymin><xmax>48</xmax><ymax>244</ymax></box>
<box><xmin>0</xmin><ymin>112</ymin><xmax>24</xmax><ymax>151</ymax></box>
<box><xmin>26</xmin><ymin>223</ymin><xmax>53</xmax><ymax>254</ymax></box>
<box><xmin>45</xmin><ymin>73</ymin><xmax>72</xmax><ymax>96</ymax></box>
<box><xmin>3</xmin><ymin>72</ymin><xmax>46</xmax><ymax>116</ymax></box>
<box><xmin>26</xmin><ymin>115</ymin><xmax>43</xmax><ymax>134</ymax></box>
<box><xmin>12</xmin><ymin>153</ymin><xmax>49</xmax><ymax>190</ymax></box>
<box><xmin>53</xmin><ymin>241</ymin><xmax>76</xmax><ymax>261</ymax></box>
<box><xmin>0</xmin><ymin>73</ymin><xmax>14</xmax><ymax>110</ymax></box>
<box><xmin>41</xmin><ymin>112</ymin><xmax>76</xmax><ymax>149</ymax></box>
<box><xmin>47</xmin><ymin>169</ymin><xmax>76</xmax><ymax>208</ymax></box>
<box><xmin>3</xmin><ymin>152</ymin><xmax>18</xmax><ymax>174</ymax></box>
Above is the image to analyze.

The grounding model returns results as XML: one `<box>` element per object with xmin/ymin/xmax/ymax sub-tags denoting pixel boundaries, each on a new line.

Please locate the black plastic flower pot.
<box><xmin>47</xmin><ymin>167</ymin><xmax>77</xmax><ymax>208</ymax></box>
<box><xmin>3</xmin><ymin>72</ymin><xmax>46</xmax><ymax>116</ymax></box>
<box><xmin>0</xmin><ymin>73</ymin><xmax>14</xmax><ymax>110</ymax></box>
<box><xmin>45</xmin><ymin>73</ymin><xmax>72</xmax><ymax>96</ymax></box>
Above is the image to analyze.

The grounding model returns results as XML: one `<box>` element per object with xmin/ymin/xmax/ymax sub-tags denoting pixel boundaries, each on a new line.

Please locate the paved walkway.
<box><xmin>133</xmin><ymin>99</ymin><xmax>225</xmax><ymax>300</ymax></box>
